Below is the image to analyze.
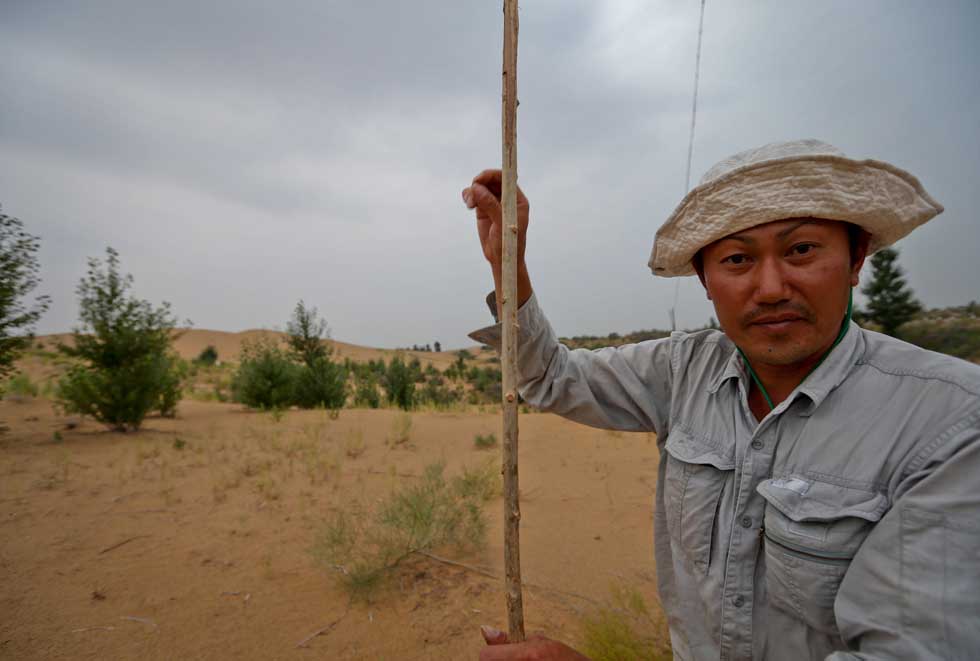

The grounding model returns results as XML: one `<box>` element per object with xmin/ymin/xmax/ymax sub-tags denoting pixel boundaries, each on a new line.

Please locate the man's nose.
<box><xmin>753</xmin><ymin>256</ymin><xmax>791</xmax><ymax>304</ymax></box>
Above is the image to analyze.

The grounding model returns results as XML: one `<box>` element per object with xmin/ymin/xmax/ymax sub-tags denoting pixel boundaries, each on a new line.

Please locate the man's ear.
<box><xmin>850</xmin><ymin>230</ymin><xmax>871</xmax><ymax>287</ymax></box>
<box><xmin>692</xmin><ymin>253</ymin><xmax>711</xmax><ymax>300</ymax></box>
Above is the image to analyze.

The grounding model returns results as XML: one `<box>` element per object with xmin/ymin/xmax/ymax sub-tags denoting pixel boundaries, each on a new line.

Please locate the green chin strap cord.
<box><xmin>737</xmin><ymin>289</ymin><xmax>854</xmax><ymax>412</ymax></box>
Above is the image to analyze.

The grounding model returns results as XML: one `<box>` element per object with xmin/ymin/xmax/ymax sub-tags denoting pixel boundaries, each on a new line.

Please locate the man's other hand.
<box><xmin>478</xmin><ymin>625</ymin><xmax>591</xmax><ymax>661</ymax></box>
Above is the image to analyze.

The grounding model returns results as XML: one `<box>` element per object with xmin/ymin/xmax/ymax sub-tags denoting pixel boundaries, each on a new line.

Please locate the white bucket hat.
<box><xmin>648</xmin><ymin>139</ymin><xmax>944</xmax><ymax>277</ymax></box>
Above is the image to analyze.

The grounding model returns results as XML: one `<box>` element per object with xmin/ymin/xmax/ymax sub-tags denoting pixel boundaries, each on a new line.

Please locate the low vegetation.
<box><xmin>474</xmin><ymin>432</ymin><xmax>497</xmax><ymax>449</ymax></box>
<box><xmin>579</xmin><ymin>585</ymin><xmax>672</xmax><ymax>661</ymax></box>
<box><xmin>56</xmin><ymin>247</ymin><xmax>185</xmax><ymax>431</ymax></box>
<box><xmin>311</xmin><ymin>461</ymin><xmax>495</xmax><ymax>600</ymax></box>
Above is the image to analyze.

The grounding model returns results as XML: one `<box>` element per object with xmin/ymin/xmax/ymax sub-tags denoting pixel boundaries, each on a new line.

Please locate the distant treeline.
<box><xmin>893</xmin><ymin>303</ymin><xmax>980</xmax><ymax>363</ymax></box>
<box><xmin>559</xmin><ymin>319</ymin><xmax>717</xmax><ymax>351</ymax></box>
<box><xmin>561</xmin><ymin>304</ymin><xmax>980</xmax><ymax>363</ymax></box>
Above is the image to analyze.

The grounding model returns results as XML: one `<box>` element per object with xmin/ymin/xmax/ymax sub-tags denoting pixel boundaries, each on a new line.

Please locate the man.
<box><xmin>461</xmin><ymin>140</ymin><xmax>980</xmax><ymax>660</ymax></box>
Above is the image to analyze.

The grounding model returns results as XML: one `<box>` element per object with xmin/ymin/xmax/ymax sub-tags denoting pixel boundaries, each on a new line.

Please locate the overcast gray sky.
<box><xmin>1</xmin><ymin>1</ymin><xmax>977</xmax><ymax>349</ymax></box>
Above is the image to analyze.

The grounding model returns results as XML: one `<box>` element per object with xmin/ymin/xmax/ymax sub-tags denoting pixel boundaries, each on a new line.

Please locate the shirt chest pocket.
<box><xmin>758</xmin><ymin>477</ymin><xmax>888</xmax><ymax>637</ymax></box>
<box><xmin>663</xmin><ymin>429</ymin><xmax>735</xmax><ymax>575</ymax></box>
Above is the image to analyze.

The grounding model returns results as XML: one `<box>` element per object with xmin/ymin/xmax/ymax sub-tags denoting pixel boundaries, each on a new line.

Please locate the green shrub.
<box><xmin>579</xmin><ymin>586</ymin><xmax>670</xmax><ymax>661</ymax></box>
<box><xmin>354</xmin><ymin>372</ymin><xmax>381</xmax><ymax>409</ymax></box>
<box><xmin>5</xmin><ymin>373</ymin><xmax>38</xmax><ymax>398</ymax></box>
<box><xmin>0</xmin><ymin>208</ymin><xmax>51</xmax><ymax>396</ymax></box>
<box><xmin>195</xmin><ymin>345</ymin><xmax>218</xmax><ymax>366</ymax></box>
<box><xmin>452</xmin><ymin>459</ymin><xmax>500</xmax><ymax>502</ymax></box>
<box><xmin>383</xmin><ymin>355</ymin><xmax>415</xmax><ymax>410</ymax></box>
<box><xmin>311</xmin><ymin>462</ymin><xmax>488</xmax><ymax>600</ymax></box>
<box><xmin>294</xmin><ymin>357</ymin><xmax>348</xmax><ymax>410</ymax></box>
<box><xmin>56</xmin><ymin>248</ymin><xmax>186</xmax><ymax>431</ymax></box>
<box><xmin>232</xmin><ymin>337</ymin><xmax>298</xmax><ymax>410</ymax></box>
<box><xmin>474</xmin><ymin>432</ymin><xmax>497</xmax><ymax>449</ymax></box>
<box><xmin>899</xmin><ymin>318</ymin><xmax>980</xmax><ymax>362</ymax></box>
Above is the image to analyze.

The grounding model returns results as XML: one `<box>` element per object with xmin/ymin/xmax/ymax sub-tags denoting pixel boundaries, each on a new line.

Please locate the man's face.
<box><xmin>698</xmin><ymin>218</ymin><xmax>866</xmax><ymax>368</ymax></box>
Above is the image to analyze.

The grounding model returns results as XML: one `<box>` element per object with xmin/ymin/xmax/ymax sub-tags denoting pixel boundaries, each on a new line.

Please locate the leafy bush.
<box><xmin>0</xmin><ymin>207</ymin><xmax>51</xmax><ymax>396</ymax></box>
<box><xmin>311</xmin><ymin>462</ymin><xmax>490</xmax><ymax>600</ymax></box>
<box><xmin>294</xmin><ymin>357</ymin><xmax>347</xmax><ymax>410</ymax></box>
<box><xmin>899</xmin><ymin>318</ymin><xmax>980</xmax><ymax>363</ymax></box>
<box><xmin>232</xmin><ymin>337</ymin><xmax>298</xmax><ymax>410</ymax></box>
<box><xmin>5</xmin><ymin>373</ymin><xmax>38</xmax><ymax>399</ymax></box>
<box><xmin>383</xmin><ymin>355</ymin><xmax>415</xmax><ymax>410</ymax></box>
<box><xmin>195</xmin><ymin>345</ymin><xmax>218</xmax><ymax>366</ymax></box>
<box><xmin>57</xmin><ymin>248</ymin><xmax>185</xmax><ymax>431</ymax></box>
<box><xmin>353</xmin><ymin>372</ymin><xmax>381</xmax><ymax>408</ymax></box>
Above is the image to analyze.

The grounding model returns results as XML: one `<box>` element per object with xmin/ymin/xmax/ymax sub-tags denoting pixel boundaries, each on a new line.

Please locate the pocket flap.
<box><xmin>664</xmin><ymin>427</ymin><xmax>735</xmax><ymax>471</ymax></box>
<box><xmin>757</xmin><ymin>476</ymin><xmax>888</xmax><ymax>523</ymax></box>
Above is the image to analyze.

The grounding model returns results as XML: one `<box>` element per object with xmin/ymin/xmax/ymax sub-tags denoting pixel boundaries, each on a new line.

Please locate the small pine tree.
<box><xmin>0</xmin><ymin>208</ymin><xmax>51</xmax><ymax>395</ymax></box>
<box><xmin>285</xmin><ymin>301</ymin><xmax>346</xmax><ymax>410</ymax></box>
<box><xmin>57</xmin><ymin>248</ymin><xmax>184</xmax><ymax>431</ymax></box>
<box><xmin>286</xmin><ymin>300</ymin><xmax>329</xmax><ymax>367</ymax></box>
<box><xmin>384</xmin><ymin>355</ymin><xmax>415</xmax><ymax>410</ymax></box>
<box><xmin>861</xmin><ymin>247</ymin><xmax>922</xmax><ymax>336</ymax></box>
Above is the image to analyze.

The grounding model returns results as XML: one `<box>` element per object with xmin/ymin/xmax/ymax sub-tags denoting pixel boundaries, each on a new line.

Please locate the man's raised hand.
<box><xmin>462</xmin><ymin>169</ymin><xmax>533</xmax><ymax>315</ymax></box>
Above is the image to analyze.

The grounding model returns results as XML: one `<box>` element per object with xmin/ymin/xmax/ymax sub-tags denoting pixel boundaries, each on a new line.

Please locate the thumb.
<box><xmin>480</xmin><ymin>625</ymin><xmax>510</xmax><ymax>646</ymax></box>
<box><xmin>469</xmin><ymin>183</ymin><xmax>502</xmax><ymax>224</ymax></box>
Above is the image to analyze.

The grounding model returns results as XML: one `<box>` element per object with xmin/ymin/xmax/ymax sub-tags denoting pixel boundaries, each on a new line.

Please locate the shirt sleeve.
<box><xmin>468</xmin><ymin>292</ymin><xmax>673</xmax><ymax>434</ymax></box>
<box><xmin>826</xmin><ymin>412</ymin><xmax>980</xmax><ymax>660</ymax></box>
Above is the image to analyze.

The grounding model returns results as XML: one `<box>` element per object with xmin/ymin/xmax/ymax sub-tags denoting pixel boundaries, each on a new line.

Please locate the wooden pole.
<box><xmin>500</xmin><ymin>0</ymin><xmax>525</xmax><ymax>643</ymax></box>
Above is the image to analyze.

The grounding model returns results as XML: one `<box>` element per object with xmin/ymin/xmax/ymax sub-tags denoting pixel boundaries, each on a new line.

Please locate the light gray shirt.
<box><xmin>470</xmin><ymin>293</ymin><xmax>980</xmax><ymax>661</ymax></box>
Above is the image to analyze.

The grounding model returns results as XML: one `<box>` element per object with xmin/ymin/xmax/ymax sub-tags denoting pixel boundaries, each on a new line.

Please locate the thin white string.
<box><xmin>671</xmin><ymin>0</ymin><xmax>706</xmax><ymax>330</ymax></box>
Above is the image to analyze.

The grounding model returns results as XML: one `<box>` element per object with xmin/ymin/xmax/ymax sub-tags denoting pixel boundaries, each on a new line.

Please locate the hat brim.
<box><xmin>649</xmin><ymin>154</ymin><xmax>944</xmax><ymax>277</ymax></box>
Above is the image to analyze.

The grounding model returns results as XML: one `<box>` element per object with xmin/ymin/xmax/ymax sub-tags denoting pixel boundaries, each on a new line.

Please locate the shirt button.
<box><xmin>740</xmin><ymin>516</ymin><xmax>752</xmax><ymax>528</ymax></box>
<box><xmin>751</xmin><ymin>440</ymin><xmax>763</xmax><ymax>450</ymax></box>
<box><xmin>733</xmin><ymin>595</ymin><xmax>745</xmax><ymax>608</ymax></box>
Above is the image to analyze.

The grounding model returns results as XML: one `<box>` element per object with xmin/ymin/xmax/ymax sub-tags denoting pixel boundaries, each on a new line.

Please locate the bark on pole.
<box><xmin>500</xmin><ymin>0</ymin><xmax>526</xmax><ymax>643</ymax></box>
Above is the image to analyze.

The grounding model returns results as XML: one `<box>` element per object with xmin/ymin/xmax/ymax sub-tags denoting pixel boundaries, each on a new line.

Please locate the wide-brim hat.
<box><xmin>648</xmin><ymin>139</ymin><xmax>944</xmax><ymax>277</ymax></box>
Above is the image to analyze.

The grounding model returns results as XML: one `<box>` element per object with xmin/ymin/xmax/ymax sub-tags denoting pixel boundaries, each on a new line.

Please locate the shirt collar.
<box><xmin>707</xmin><ymin>321</ymin><xmax>867</xmax><ymax>415</ymax></box>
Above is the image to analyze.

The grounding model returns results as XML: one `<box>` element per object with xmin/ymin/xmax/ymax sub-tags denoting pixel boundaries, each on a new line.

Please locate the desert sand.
<box><xmin>0</xmin><ymin>334</ymin><xmax>671</xmax><ymax>660</ymax></box>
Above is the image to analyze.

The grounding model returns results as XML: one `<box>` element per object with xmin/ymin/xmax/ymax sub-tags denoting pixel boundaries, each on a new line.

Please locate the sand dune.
<box><xmin>35</xmin><ymin>329</ymin><xmax>493</xmax><ymax>368</ymax></box>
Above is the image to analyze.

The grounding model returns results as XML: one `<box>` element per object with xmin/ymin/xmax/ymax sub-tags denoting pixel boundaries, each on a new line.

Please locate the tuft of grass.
<box><xmin>387</xmin><ymin>412</ymin><xmax>412</xmax><ymax>446</ymax></box>
<box><xmin>578</xmin><ymin>586</ymin><xmax>671</xmax><ymax>661</ymax></box>
<box><xmin>312</xmin><ymin>462</ymin><xmax>488</xmax><ymax>600</ymax></box>
<box><xmin>473</xmin><ymin>432</ymin><xmax>497</xmax><ymax>449</ymax></box>
<box><xmin>5</xmin><ymin>373</ymin><xmax>38</xmax><ymax>399</ymax></box>
<box><xmin>172</xmin><ymin>437</ymin><xmax>187</xmax><ymax>451</ymax></box>
<box><xmin>344</xmin><ymin>428</ymin><xmax>366</xmax><ymax>459</ymax></box>
<box><xmin>453</xmin><ymin>459</ymin><xmax>501</xmax><ymax>503</ymax></box>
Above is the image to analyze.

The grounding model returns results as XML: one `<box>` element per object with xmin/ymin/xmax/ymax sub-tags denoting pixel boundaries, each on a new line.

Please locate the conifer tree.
<box><xmin>861</xmin><ymin>247</ymin><xmax>922</xmax><ymax>336</ymax></box>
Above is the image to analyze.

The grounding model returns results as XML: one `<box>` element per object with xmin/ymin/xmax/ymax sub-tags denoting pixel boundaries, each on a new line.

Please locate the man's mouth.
<box><xmin>752</xmin><ymin>313</ymin><xmax>804</xmax><ymax>325</ymax></box>
<box><xmin>750</xmin><ymin>313</ymin><xmax>805</xmax><ymax>331</ymax></box>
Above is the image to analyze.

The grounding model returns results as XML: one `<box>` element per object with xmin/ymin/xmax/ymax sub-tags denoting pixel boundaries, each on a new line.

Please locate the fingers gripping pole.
<box><xmin>501</xmin><ymin>0</ymin><xmax>525</xmax><ymax>643</ymax></box>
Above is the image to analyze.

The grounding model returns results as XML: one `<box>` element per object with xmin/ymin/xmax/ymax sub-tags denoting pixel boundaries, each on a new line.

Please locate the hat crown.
<box><xmin>699</xmin><ymin>139</ymin><xmax>845</xmax><ymax>185</ymax></box>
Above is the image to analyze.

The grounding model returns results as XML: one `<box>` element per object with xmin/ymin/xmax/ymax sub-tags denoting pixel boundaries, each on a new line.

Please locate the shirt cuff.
<box><xmin>467</xmin><ymin>291</ymin><xmax>542</xmax><ymax>349</ymax></box>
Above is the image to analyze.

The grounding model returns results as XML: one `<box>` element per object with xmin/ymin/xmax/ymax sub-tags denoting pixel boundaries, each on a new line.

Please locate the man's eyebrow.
<box><xmin>775</xmin><ymin>219</ymin><xmax>817</xmax><ymax>239</ymax></box>
<box><xmin>722</xmin><ymin>219</ymin><xmax>818</xmax><ymax>244</ymax></box>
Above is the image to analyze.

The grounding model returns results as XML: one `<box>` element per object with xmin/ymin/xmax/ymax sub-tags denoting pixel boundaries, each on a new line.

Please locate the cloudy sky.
<box><xmin>2</xmin><ymin>1</ymin><xmax>977</xmax><ymax>349</ymax></box>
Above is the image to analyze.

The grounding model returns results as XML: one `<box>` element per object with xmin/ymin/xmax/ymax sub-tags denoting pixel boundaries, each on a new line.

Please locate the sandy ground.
<box><xmin>0</xmin><ymin>396</ymin><xmax>670</xmax><ymax>660</ymax></box>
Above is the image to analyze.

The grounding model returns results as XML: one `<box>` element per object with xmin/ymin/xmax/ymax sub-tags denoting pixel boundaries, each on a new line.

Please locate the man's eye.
<box><xmin>791</xmin><ymin>243</ymin><xmax>815</xmax><ymax>256</ymax></box>
<box><xmin>722</xmin><ymin>254</ymin><xmax>748</xmax><ymax>265</ymax></box>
